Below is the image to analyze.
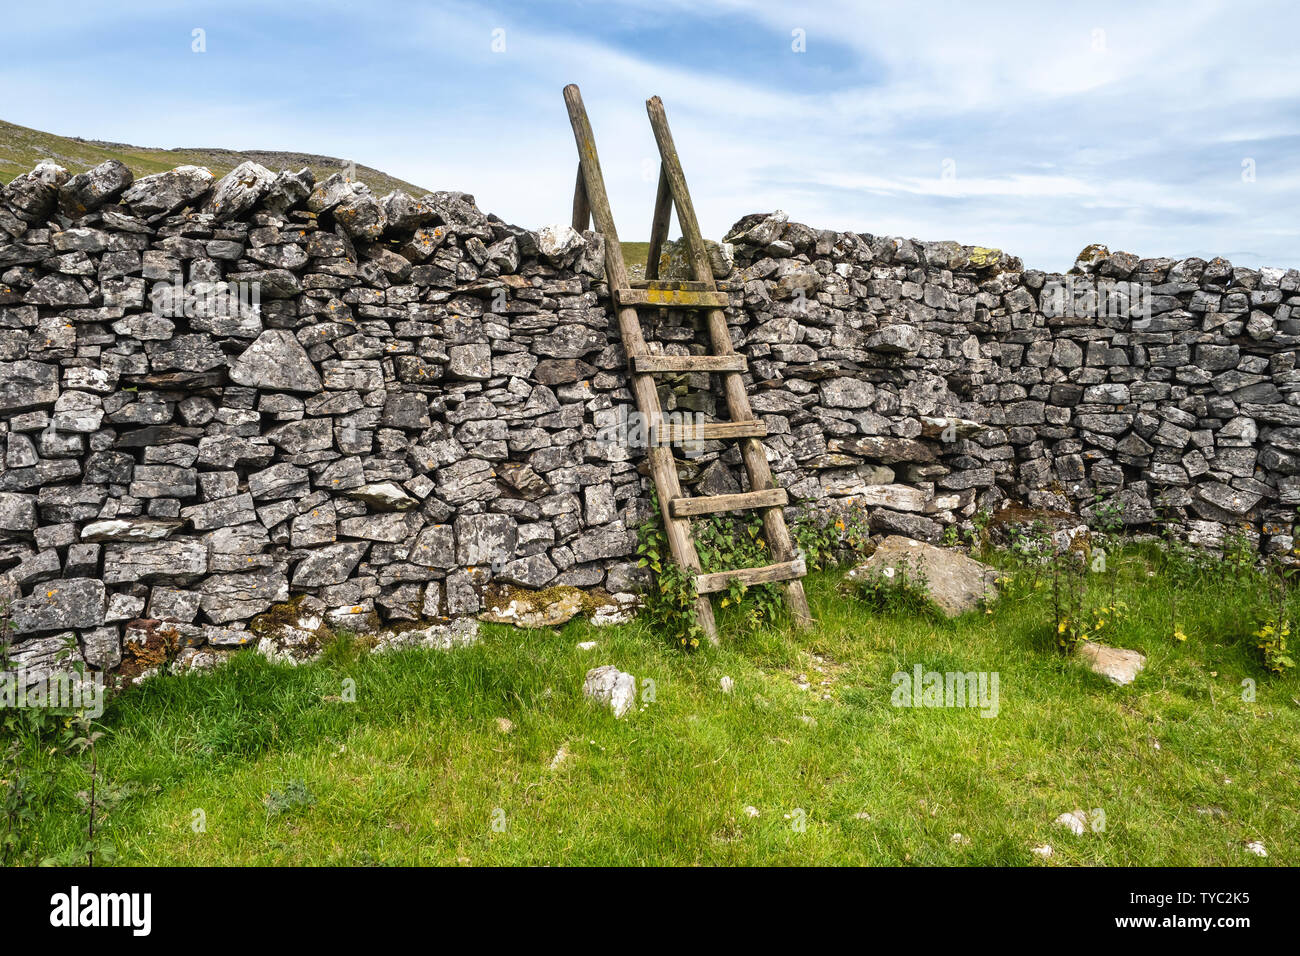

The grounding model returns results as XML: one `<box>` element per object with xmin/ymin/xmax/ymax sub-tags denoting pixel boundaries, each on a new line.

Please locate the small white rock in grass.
<box><xmin>576</xmin><ymin>640</ymin><xmax>598</xmax><ymax>651</ymax></box>
<box><xmin>951</xmin><ymin>833</ymin><xmax>970</xmax><ymax>846</ymax></box>
<box><xmin>1054</xmin><ymin>810</ymin><xmax>1088</xmax><ymax>836</ymax></box>
<box><xmin>1031</xmin><ymin>844</ymin><xmax>1053</xmax><ymax>859</ymax></box>
<box><xmin>548</xmin><ymin>745</ymin><xmax>569</xmax><ymax>771</ymax></box>
<box><xmin>1245</xmin><ymin>841</ymin><xmax>1268</xmax><ymax>858</ymax></box>
<box><xmin>582</xmin><ymin>665</ymin><xmax>636</xmax><ymax>718</ymax></box>
<box><xmin>743</xmin><ymin>806</ymin><xmax>760</xmax><ymax>818</ymax></box>
<box><xmin>720</xmin><ymin>675</ymin><xmax>734</xmax><ymax>694</ymax></box>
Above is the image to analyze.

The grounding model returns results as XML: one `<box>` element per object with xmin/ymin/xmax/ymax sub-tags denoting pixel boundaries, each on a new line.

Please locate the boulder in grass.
<box><xmin>1077</xmin><ymin>641</ymin><xmax>1145</xmax><ymax>686</ymax></box>
<box><xmin>842</xmin><ymin>535</ymin><xmax>998</xmax><ymax>617</ymax></box>
<box><xmin>1054</xmin><ymin>810</ymin><xmax>1088</xmax><ymax>836</ymax></box>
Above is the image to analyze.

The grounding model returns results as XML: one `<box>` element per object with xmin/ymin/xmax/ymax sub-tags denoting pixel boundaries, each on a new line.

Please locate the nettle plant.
<box><xmin>636</xmin><ymin>493</ymin><xmax>707</xmax><ymax>649</ymax></box>
<box><xmin>1</xmin><ymin>629</ymin><xmax>123</xmax><ymax>867</ymax></box>
<box><xmin>1086</xmin><ymin>492</ymin><xmax>1129</xmax><ymax>641</ymax></box>
<box><xmin>1154</xmin><ymin>502</ymin><xmax>1295</xmax><ymax>674</ymax></box>
<box><xmin>1035</xmin><ymin>493</ymin><xmax>1132</xmax><ymax>653</ymax></box>
<box><xmin>699</xmin><ymin>513</ymin><xmax>786</xmax><ymax>631</ymax></box>
<box><xmin>637</xmin><ymin>491</ymin><xmax>819</xmax><ymax>648</ymax></box>
<box><xmin>636</xmin><ymin>513</ymin><xmax>705</xmax><ymax>649</ymax></box>
<box><xmin>1048</xmin><ymin>544</ymin><xmax>1090</xmax><ymax>651</ymax></box>
<box><xmin>1256</xmin><ymin>557</ymin><xmax>1298</xmax><ymax>675</ymax></box>
<box><xmin>1089</xmin><ymin>490</ymin><xmax>1126</xmax><ymax>539</ymax></box>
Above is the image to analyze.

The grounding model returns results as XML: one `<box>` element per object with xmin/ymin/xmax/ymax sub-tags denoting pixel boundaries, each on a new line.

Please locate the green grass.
<box><xmin>7</xmin><ymin>543</ymin><xmax>1298</xmax><ymax>866</ymax></box>
<box><xmin>0</xmin><ymin>117</ymin><xmax>429</xmax><ymax>196</ymax></box>
<box><xmin>621</xmin><ymin>241</ymin><xmax>650</xmax><ymax>274</ymax></box>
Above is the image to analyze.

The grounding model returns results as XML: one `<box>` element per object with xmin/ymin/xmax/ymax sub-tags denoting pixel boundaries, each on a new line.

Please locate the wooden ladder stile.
<box><xmin>562</xmin><ymin>84</ymin><xmax>812</xmax><ymax>643</ymax></box>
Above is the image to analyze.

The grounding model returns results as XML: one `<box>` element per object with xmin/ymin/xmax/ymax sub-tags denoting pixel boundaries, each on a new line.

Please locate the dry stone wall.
<box><xmin>2</xmin><ymin>157</ymin><xmax>1297</xmax><ymax>678</ymax></box>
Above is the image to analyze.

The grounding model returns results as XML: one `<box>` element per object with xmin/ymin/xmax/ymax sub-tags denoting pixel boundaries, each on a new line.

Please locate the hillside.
<box><xmin>0</xmin><ymin>117</ymin><xmax>430</xmax><ymax>197</ymax></box>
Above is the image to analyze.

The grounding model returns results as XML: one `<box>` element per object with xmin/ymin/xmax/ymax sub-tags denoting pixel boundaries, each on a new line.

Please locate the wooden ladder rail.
<box><xmin>562</xmin><ymin>83</ymin><xmax>720</xmax><ymax>642</ymax></box>
<box><xmin>644</xmin><ymin>165</ymin><xmax>672</xmax><ymax>280</ymax></box>
<box><xmin>644</xmin><ymin>95</ymin><xmax>813</xmax><ymax>630</ymax></box>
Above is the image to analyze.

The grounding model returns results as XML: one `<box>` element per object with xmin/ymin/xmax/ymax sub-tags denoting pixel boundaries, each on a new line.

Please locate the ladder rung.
<box><xmin>616</xmin><ymin>287</ymin><xmax>730</xmax><ymax>309</ymax></box>
<box><xmin>695</xmin><ymin>556</ymin><xmax>807</xmax><ymax>595</ymax></box>
<box><xmin>628</xmin><ymin>279</ymin><xmax>717</xmax><ymax>292</ymax></box>
<box><xmin>632</xmin><ymin>354</ymin><xmax>747</xmax><ymax>374</ymax></box>
<box><xmin>670</xmin><ymin>487</ymin><xmax>788</xmax><ymax>517</ymax></box>
<box><xmin>649</xmin><ymin>420</ymin><xmax>767</xmax><ymax>444</ymax></box>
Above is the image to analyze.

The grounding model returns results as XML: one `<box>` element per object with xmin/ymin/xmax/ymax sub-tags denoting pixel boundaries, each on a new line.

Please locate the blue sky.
<box><xmin>4</xmin><ymin>0</ymin><xmax>1298</xmax><ymax>271</ymax></box>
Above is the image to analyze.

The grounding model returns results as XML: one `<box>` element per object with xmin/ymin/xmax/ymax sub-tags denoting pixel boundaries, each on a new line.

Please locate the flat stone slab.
<box><xmin>843</xmin><ymin>535</ymin><xmax>998</xmax><ymax>617</ymax></box>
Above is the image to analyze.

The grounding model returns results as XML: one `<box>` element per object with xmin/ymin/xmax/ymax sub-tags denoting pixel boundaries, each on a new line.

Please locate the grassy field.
<box><xmin>621</xmin><ymin>240</ymin><xmax>650</xmax><ymax>274</ymax></box>
<box><xmin>0</xmin><ymin>117</ymin><xmax>428</xmax><ymax>196</ymax></box>
<box><xmin>6</xmin><ymin>540</ymin><xmax>1297</xmax><ymax>867</ymax></box>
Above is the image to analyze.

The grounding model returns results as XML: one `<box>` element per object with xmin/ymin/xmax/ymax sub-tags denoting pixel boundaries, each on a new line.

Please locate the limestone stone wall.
<box><xmin>1</xmin><ymin>159</ymin><xmax>1295</xmax><ymax>677</ymax></box>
